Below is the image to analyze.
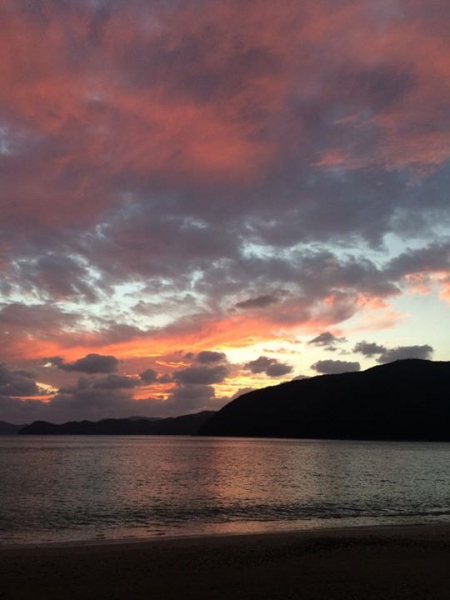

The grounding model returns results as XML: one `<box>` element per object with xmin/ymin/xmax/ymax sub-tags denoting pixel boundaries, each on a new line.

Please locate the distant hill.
<box><xmin>19</xmin><ymin>411</ymin><xmax>215</xmax><ymax>436</ymax></box>
<box><xmin>198</xmin><ymin>360</ymin><xmax>450</xmax><ymax>441</ymax></box>
<box><xmin>0</xmin><ymin>421</ymin><xmax>27</xmax><ymax>435</ymax></box>
<box><xmin>126</xmin><ymin>416</ymin><xmax>162</xmax><ymax>422</ymax></box>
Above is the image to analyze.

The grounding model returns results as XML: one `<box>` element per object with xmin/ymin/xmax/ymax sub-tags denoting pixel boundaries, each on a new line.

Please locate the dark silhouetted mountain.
<box><xmin>19</xmin><ymin>411</ymin><xmax>215</xmax><ymax>436</ymax></box>
<box><xmin>0</xmin><ymin>421</ymin><xmax>27</xmax><ymax>435</ymax></box>
<box><xmin>198</xmin><ymin>360</ymin><xmax>450</xmax><ymax>441</ymax></box>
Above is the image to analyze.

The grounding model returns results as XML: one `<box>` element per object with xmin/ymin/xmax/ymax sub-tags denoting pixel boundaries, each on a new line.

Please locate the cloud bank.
<box><xmin>0</xmin><ymin>0</ymin><xmax>448</xmax><ymax>421</ymax></box>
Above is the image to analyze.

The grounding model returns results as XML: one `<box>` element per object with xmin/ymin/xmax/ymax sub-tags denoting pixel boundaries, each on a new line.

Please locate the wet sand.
<box><xmin>2</xmin><ymin>524</ymin><xmax>450</xmax><ymax>599</ymax></box>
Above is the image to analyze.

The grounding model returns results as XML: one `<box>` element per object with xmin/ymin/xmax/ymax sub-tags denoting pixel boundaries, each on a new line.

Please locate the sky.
<box><xmin>0</xmin><ymin>0</ymin><xmax>449</xmax><ymax>424</ymax></box>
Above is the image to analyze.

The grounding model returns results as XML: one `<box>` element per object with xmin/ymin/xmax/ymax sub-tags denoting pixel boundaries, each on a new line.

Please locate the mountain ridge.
<box><xmin>19</xmin><ymin>411</ymin><xmax>215</xmax><ymax>436</ymax></box>
<box><xmin>198</xmin><ymin>359</ymin><xmax>450</xmax><ymax>441</ymax></box>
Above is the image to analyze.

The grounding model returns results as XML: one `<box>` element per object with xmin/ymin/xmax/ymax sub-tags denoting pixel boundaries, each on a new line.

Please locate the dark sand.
<box><xmin>2</xmin><ymin>525</ymin><xmax>450</xmax><ymax>599</ymax></box>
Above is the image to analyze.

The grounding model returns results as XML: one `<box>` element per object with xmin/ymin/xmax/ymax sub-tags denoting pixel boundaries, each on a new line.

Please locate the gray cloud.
<box><xmin>93</xmin><ymin>374</ymin><xmax>141</xmax><ymax>390</ymax></box>
<box><xmin>245</xmin><ymin>356</ymin><xmax>293</xmax><ymax>378</ymax></box>
<box><xmin>196</xmin><ymin>351</ymin><xmax>227</xmax><ymax>364</ymax></box>
<box><xmin>308</xmin><ymin>332</ymin><xmax>346</xmax><ymax>347</ymax></box>
<box><xmin>139</xmin><ymin>368</ymin><xmax>158</xmax><ymax>384</ymax></box>
<box><xmin>165</xmin><ymin>382</ymin><xmax>231</xmax><ymax>416</ymax></box>
<box><xmin>353</xmin><ymin>341</ymin><xmax>434</xmax><ymax>364</ymax></box>
<box><xmin>173</xmin><ymin>365</ymin><xmax>229</xmax><ymax>385</ymax></box>
<box><xmin>58</xmin><ymin>374</ymin><xmax>139</xmax><ymax>393</ymax></box>
<box><xmin>387</xmin><ymin>241</ymin><xmax>450</xmax><ymax>278</ymax></box>
<box><xmin>311</xmin><ymin>360</ymin><xmax>361</xmax><ymax>374</ymax></box>
<box><xmin>10</xmin><ymin>253</ymin><xmax>102</xmax><ymax>303</ymax></box>
<box><xmin>265</xmin><ymin>362</ymin><xmax>293</xmax><ymax>377</ymax></box>
<box><xmin>377</xmin><ymin>345</ymin><xmax>433</xmax><ymax>364</ymax></box>
<box><xmin>0</xmin><ymin>303</ymin><xmax>79</xmax><ymax>330</ymax></box>
<box><xmin>236</xmin><ymin>295</ymin><xmax>279</xmax><ymax>310</ymax></box>
<box><xmin>245</xmin><ymin>356</ymin><xmax>275</xmax><ymax>374</ymax></box>
<box><xmin>51</xmin><ymin>354</ymin><xmax>119</xmax><ymax>374</ymax></box>
<box><xmin>169</xmin><ymin>383</ymin><xmax>215</xmax><ymax>404</ymax></box>
<box><xmin>0</xmin><ymin>364</ymin><xmax>43</xmax><ymax>397</ymax></box>
<box><xmin>0</xmin><ymin>396</ymin><xmax>50</xmax><ymax>424</ymax></box>
<box><xmin>353</xmin><ymin>341</ymin><xmax>387</xmax><ymax>356</ymax></box>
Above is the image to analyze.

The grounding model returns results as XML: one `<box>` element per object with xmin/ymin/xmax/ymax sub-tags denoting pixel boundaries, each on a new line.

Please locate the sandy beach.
<box><xmin>2</xmin><ymin>524</ymin><xmax>450</xmax><ymax>599</ymax></box>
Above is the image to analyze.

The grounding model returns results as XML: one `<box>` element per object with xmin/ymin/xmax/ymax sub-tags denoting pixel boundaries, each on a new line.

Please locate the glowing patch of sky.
<box><xmin>387</xmin><ymin>291</ymin><xmax>450</xmax><ymax>361</ymax></box>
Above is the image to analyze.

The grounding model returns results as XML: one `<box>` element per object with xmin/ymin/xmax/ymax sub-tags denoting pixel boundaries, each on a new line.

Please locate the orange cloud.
<box><xmin>440</xmin><ymin>284</ymin><xmax>450</xmax><ymax>304</ymax></box>
<box><xmin>0</xmin><ymin>294</ymin><xmax>361</xmax><ymax>364</ymax></box>
<box><xmin>402</xmin><ymin>271</ymin><xmax>450</xmax><ymax>302</ymax></box>
<box><xmin>356</xmin><ymin>295</ymin><xmax>390</xmax><ymax>310</ymax></box>
<box><xmin>356</xmin><ymin>309</ymin><xmax>408</xmax><ymax>332</ymax></box>
<box><xmin>404</xmin><ymin>273</ymin><xmax>433</xmax><ymax>295</ymax></box>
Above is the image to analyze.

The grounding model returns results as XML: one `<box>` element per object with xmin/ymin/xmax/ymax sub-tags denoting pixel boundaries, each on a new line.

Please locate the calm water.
<box><xmin>2</xmin><ymin>436</ymin><xmax>450</xmax><ymax>546</ymax></box>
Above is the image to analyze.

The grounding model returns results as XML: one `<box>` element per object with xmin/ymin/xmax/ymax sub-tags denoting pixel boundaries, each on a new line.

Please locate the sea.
<box><xmin>1</xmin><ymin>435</ymin><xmax>450</xmax><ymax>546</ymax></box>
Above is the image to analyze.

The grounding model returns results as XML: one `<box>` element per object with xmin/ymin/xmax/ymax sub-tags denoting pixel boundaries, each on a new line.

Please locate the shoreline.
<box><xmin>3</xmin><ymin>523</ymin><xmax>450</xmax><ymax>599</ymax></box>
<box><xmin>0</xmin><ymin>519</ymin><xmax>441</xmax><ymax>551</ymax></box>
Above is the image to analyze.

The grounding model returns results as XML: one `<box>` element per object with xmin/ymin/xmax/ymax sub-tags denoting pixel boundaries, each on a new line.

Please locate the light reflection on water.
<box><xmin>1</xmin><ymin>436</ymin><xmax>450</xmax><ymax>545</ymax></box>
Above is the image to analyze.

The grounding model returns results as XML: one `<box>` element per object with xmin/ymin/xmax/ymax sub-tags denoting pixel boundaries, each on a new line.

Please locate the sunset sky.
<box><xmin>1</xmin><ymin>0</ymin><xmax>449</xmax><ymax>423</ymax></box>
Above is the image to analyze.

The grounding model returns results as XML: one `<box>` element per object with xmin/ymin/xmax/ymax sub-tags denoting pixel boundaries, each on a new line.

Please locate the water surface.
<box><xmin>1</xmin><ymin>436</ymin><xmax>450</xmax><ymax>545</ymax></box>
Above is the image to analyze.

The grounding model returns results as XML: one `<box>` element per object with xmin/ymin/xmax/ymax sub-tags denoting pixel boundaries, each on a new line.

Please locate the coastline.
<box><xmin>2</xmin><ymin>523</ymin><xmax>450</xmax><ymax>599</ymax></box>
<box><xmin>0</xmin><ymin>520</ymin><xmax>443</xmax><ymax>551</ymax></box>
